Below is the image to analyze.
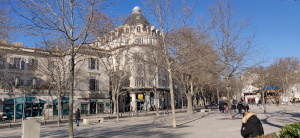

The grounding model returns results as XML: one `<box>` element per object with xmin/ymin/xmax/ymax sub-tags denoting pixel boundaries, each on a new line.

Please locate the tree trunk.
<box><xmin>58</xmin><ymin>95</ymin><xmax>61</xmax><ymax>127</ymax></box>
<box><xmin>262</xmin><ymin>90</ymin><xmax>266</xmax><ymax>113</ymax></box>
<box><xmin>117</xmin><ymin>93</ymin><xmax>119</xmax><ymax>121</ymax></box>
<box><xmin>226</xmin><ymin>86</ymin><xmax>232</xmax><ymax>119</ymax></box>
<box><xmin>167</xmin><ymin>68</ymin><xmax>176</xmax><ymax>127</ymax></box>
<box><xmin>193</xmin><ymin>95</ymin><xmax>197</xmax><ymax>108</ymax></box>
<box><xmin>112</xmin><ymin>93</ymin><xmax>116</xmax><ymax>115</ymax></box>
<box><xmin>154</xmin><ymin>87</ymin><xmax>159</xmax><ymax>116</ymax></box>
<box><xmin>186</xmin><ymin>94</ymin><xmax>193</xmax><ymax>114</ymax></box>
<box><xmin>69</xmin><ymin>54</ymin><xmax>75</xmax><ymax>138</ymax></box>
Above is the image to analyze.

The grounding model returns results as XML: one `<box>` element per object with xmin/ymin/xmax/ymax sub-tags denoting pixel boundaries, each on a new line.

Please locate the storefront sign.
<box><xmin>90</xmin><ymin>99</ymin><xmax>98</xmax><ymax>102</ymax></box>
<box><xmin>138</xmin><ymin>94</ymin><xmax>143</xmax><ymax>99</ymax></box>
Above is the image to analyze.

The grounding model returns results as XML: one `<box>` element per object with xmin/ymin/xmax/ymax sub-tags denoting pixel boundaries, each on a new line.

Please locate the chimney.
<box><xmin>13</xmin><ymin>42</ymin><xmax>23</xmax><ymax>47</ymax></box>
<box><xmin>0</xmin><ymin>39</ymin><xmax>8</xmax><ymax>44</ymax></box>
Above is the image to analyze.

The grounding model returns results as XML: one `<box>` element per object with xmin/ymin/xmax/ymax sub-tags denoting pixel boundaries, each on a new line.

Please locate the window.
<box><xmin>9</xmin><ymin>58</ymin><xmax>25</xmax><ymax>70</ymax></box>
<box><xmin>19</xmin><ymin>79</ymin><xmax>24</xmax><ymax>86</ymax></box>
<box><xmin>135</xmin><ymin>38</ymin><xmax>143</xmax><ymax>44</ymax></box>
<box><xmin>89</xmin><ymin>78</ymin><xmax>99</xmax><ymax>91</ymax></box>
<box><xmin>28</xmin><ymin>58</ymin><xmax>38</xmax><ymax>70</ymax></box>
<box><xmin>137</xmin><ymin>26</ymin><xmax>141</xmax><ymax>32</ymax></box>
<box><xmin>149</xmin><ymin>38</ymin><xmax>153</xmax><ymax>44</ymax></box>
<box><xmin>126</xmin><ymin>27</ymin><xmax>129</xmax><ymax>33</ymax></box>
<box><xmin>48</xmin><ymin>61</ymin><xmax>55</xmax><ymax>71</ymax></box>
<box><xmin>0</xmin><ymin>55</ymin><xmax>5</xmax><ymax>69</ymax></box>
<box><xmin>27</xmin><ymin>80</ymin><xmax>32</xmax><ymax>86</ymax></box>
<box><xmin>88</xmin><ymin>58</ymin><xmax>99</xmax><ymax>70</ymax></box>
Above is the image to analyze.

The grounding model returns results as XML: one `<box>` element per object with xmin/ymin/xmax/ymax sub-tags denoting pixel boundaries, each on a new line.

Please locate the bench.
<box><xmin>200</xmin><ymin>109</ymin><xmax>211</xmax><ymax>112</ymax></box>
<box><xmin>26</xmin><ymin>116</ymin><xmax>44</xmax><ymax>121</ymax></box>
<box><xmin>83</xmin><ymin>118</ymin><xmax>104</xmax><ymax>125</ymax></box>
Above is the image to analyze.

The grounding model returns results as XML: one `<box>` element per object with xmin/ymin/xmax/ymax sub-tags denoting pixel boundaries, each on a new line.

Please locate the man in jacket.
<box><xmin>75</xmin><ymin>108</ymin><xmax>80</xmax><ymax>126</ymax></box>
<box><xmin>241</xmin><ymin>112</ymin><xmax>264</xmax><ymax>138</ymax></box>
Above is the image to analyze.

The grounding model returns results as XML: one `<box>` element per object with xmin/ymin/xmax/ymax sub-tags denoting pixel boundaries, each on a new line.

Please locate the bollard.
<box><xmin>109</xmin><ymin>116</ymin><xmax>110</xmax><ymax>119</ymax></box>
<box><xmin>9</xmin><ymin>124</ymin><xmax>11</xmax><ymax>128</ymax></box>
<box><xmin>44</xmin><ymin>121</ymin><xmax>46</xmax><ymax>125</ymax></box>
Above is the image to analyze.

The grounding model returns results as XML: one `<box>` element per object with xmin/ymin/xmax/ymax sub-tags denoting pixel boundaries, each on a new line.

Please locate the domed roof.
<box><xmin>124</xmin><ymin>6</ymin><xmax>150</xmax><ymax>26</ymax></box>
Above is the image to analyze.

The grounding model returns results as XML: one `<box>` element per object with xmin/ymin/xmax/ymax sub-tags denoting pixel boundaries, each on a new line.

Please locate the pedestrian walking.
<box><xmin>219</xmin><ymin>104</ymin><xmax>223</xmax><ymax>112</ymax></box>
<box><xmin>237</xmin><ymin>103</ymin><xmax>244</xmax><ymax>114</ymax></box>
<box><xmin>75</xmin><ymin>108</ymin><xmax>80</xmax><ymax>126</ymax></box>
<box><xmin>244</xmin><ymin>104</ymin><xmax>249</xmax><ymax>112</ymax></box>
<box><xmin>241</xmin><ymin>112</ymin><xmax>264</xmax><ymax>138</ymax></box>
<box><xmin>232</xmin><ymin>104</ymin><xmax>236</xmax><ymax>112</ymax></box>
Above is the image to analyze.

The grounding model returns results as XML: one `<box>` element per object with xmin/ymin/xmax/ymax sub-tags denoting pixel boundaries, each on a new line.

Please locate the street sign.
<box><xmin>138</xmin><ymin>94</ymin><xmax>143</xmax><ymax>99</ymax></box>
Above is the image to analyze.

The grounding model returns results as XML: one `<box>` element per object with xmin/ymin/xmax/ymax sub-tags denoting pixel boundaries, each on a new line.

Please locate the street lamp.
<box><xmin>10</xmin><ymin>82</ymin><xmax>16</xmax><ymax>123</ymax></box>
<box><xmin>22</xmin><ymin>86</ymin><xmax>27</xmax><ymax>120</ymax></box>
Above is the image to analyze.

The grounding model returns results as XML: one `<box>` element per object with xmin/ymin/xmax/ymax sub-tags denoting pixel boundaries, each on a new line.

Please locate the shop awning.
<box><xmin>4</xmin><ymin>97</ymin><xmax>46</xmax><ymax>104</ymax></box>
<box><xmin>53</xmin><ymin>97</ymin><xmax>69</xmax><ymax>103</ymax></box>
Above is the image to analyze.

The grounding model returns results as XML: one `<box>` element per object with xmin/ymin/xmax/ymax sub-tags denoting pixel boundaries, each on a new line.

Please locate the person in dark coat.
<box><xmin>219</xmin><ymin>104</ymin><xmax>223</xmax><ymax>112</ymax></box>
<box><xmin>241</xmin><ymin>112</ymin><xmax>264</xmax><ymax>138</ymax></box>
<box><xmin>232</xmin><ymin>104</ymin><xmax>237</xmax><ymax>112</ymax></box>
<box><xmin>237</xmin><ymin>103</ymin><xmax>244</xmax><ymax>114</ymax></box>
<box><xmin>75</xmin><ymin>108</ymin><xmax>80</xmax><ymax>126</ymax></box>
<box><xmin>244</xmin><ymin>104</ymin><xmax>249</xmax><ymax>112</ymax></box>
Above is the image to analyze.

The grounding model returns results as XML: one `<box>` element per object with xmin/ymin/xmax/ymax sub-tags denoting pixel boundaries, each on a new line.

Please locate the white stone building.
<box><xmin>240</xmin><ymin>73</ymin><xmax>260</xmax><ymax>104</ymax></box>
<box><xmin>92</xmin><ymin>6</ymin><xmax>172</xmax><ymax>112</ymax></box>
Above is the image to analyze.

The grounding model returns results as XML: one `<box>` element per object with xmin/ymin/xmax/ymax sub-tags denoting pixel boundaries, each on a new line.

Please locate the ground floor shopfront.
<box><xmin>0</xmin><ymin>95</ymin><xmax>112</xmax><ymax>120</ymax></box>
<box><xmin>118</xmin><ymin>88</ymin><xmax>171</xmax><ymax>112</ymax></box>
<box><xmin>76</xmin><ymin>98</ymin><xmax>111</xmax><ymax>114</ymax></box>
<box><xmin>2</xmin><ymin>97</ymin><xmax>46</xmax><ymax>119</ymax></box>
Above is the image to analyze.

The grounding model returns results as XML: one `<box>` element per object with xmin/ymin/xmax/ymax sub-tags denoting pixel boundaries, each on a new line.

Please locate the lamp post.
<box><xmin>11</xmin><ymin>85</ymin><xmax>16</xmax><ymax>123</ymax></box>
<box><xmin>11</xmin><ymin>79</ymin><xmax>17</xmax><ymax>123</ymax></box>
<box><xmin>21</xmin><ymin>86</ymin><xmax>28</xmax><ymax>121</ymax></box>
<box><xmin>48</xmin><ymin>88</ymin><xmax>50</xmax><ymax>119</ymax></box>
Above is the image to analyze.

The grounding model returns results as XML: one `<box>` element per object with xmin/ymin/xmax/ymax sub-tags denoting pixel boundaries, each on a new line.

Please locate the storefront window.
<box><xmin>97</xmin><ymin>103</ymin><xmax>104</xmax><ymax>113</ymax></box>
<box><xmin>81</xmin><ymin>103</ymin><xmax>88</xmax><ymax>114</ymax></box>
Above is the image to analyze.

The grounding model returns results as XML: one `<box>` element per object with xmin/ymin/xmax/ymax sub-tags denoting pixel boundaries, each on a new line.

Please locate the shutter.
<box><xmin>97</xmin><ymin>59</ymin><xmax>99</xmax><ymax>70</ymax></box>
<box><xmin>33</xmin><ymin>79</ymin><xmax>37</xmax><ymax>88</ymax></box>
<box><xmin>96</xmin><ymin>80</ymin><xmax>99</xmax><ymax>90</ymax></box>
<box><xmin>21</xmin><ymin>60</ymin><xmax>25</xmax><ymax>70</ymax></box>
<box><xmin>88</xmin><ymin>58</ymin><xmax>91</xmax><ymax>69</ymax></box>
<box><xmin>89</xmin><ymin>79</ymin><xmax>95</xmax><ymax>90</ymax></box>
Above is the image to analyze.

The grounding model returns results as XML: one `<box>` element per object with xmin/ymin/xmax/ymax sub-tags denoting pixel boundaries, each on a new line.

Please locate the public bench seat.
<box><xmin>83</xmin><ymin>118</ymin><xmax>104</xmax><ymax>125</ymax></box>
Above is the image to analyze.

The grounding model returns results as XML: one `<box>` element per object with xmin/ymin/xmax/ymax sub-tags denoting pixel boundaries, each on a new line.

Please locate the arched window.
<box><xmin>126</xmin><ymin>27</ymin><xmax>129</xmax><ymax>33</ymax></box>
<box><xmin>137</xmin><ymin>26</ymin><xmax>141</xmax><ymax>32</ymax></box>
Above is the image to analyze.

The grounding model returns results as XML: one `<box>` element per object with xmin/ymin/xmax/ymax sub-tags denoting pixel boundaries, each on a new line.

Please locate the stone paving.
<box><xmin>0</xmin><ymin>104</ymin><xmax>299</xmax><ymax>138</ymax></box>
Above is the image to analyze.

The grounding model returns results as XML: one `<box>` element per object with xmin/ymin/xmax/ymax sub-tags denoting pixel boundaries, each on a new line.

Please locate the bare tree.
<box><xmin>246</xmin><ymin>66</ymin><xmax>271</xmax><ymax>113</ymax></box>
<box><xmin>269</xmin><ymin>57</ymin><xmax>300</xmax><ymax>110</ymax></box>
<box><xmin>37</xmin><ymin>43</ymin><xmax>73</xmax><ymax>127</ymax></box>
<box><xmin>0</xmin><ymin>8</ymin><xmax>13</xmax><ymax>41</ymax></box>
<box><xmin>144</xmin><ymin>0</ymin><xmax>204</xmax><ymax>126</ymax></box>
<box><xmin>208</xmin><ymin>0</ymin><xmax>263</xmax><ymax>119</ymax></box>
<box><xmin>169</xmin><ymin>26</ymin><xmax>213</xmax><ymax>114</ymax></box>
<box><xmin>8</xmin><ymin>0</ymin><xmax>116</xmax><ymax>137</ymax></box>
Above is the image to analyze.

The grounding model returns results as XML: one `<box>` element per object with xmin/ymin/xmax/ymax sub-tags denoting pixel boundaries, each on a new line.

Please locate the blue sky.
<box><xmin>8</xmin><ymin>0</ymin><xmax>300</xmax><ymax>66</ymax></box>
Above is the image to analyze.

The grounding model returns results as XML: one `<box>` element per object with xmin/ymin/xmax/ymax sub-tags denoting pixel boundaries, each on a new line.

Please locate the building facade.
<box><xmin>0</xmin><ymin>6</ymin><xmax>174</xmax><ymax>119</ymax></box>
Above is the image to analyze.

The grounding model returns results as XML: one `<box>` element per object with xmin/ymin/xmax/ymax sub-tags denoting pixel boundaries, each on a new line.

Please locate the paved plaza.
<box><xmin>0</xmin><ymin>104</ymin><xmax>299</xmax><ymax>138</ymax></box>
